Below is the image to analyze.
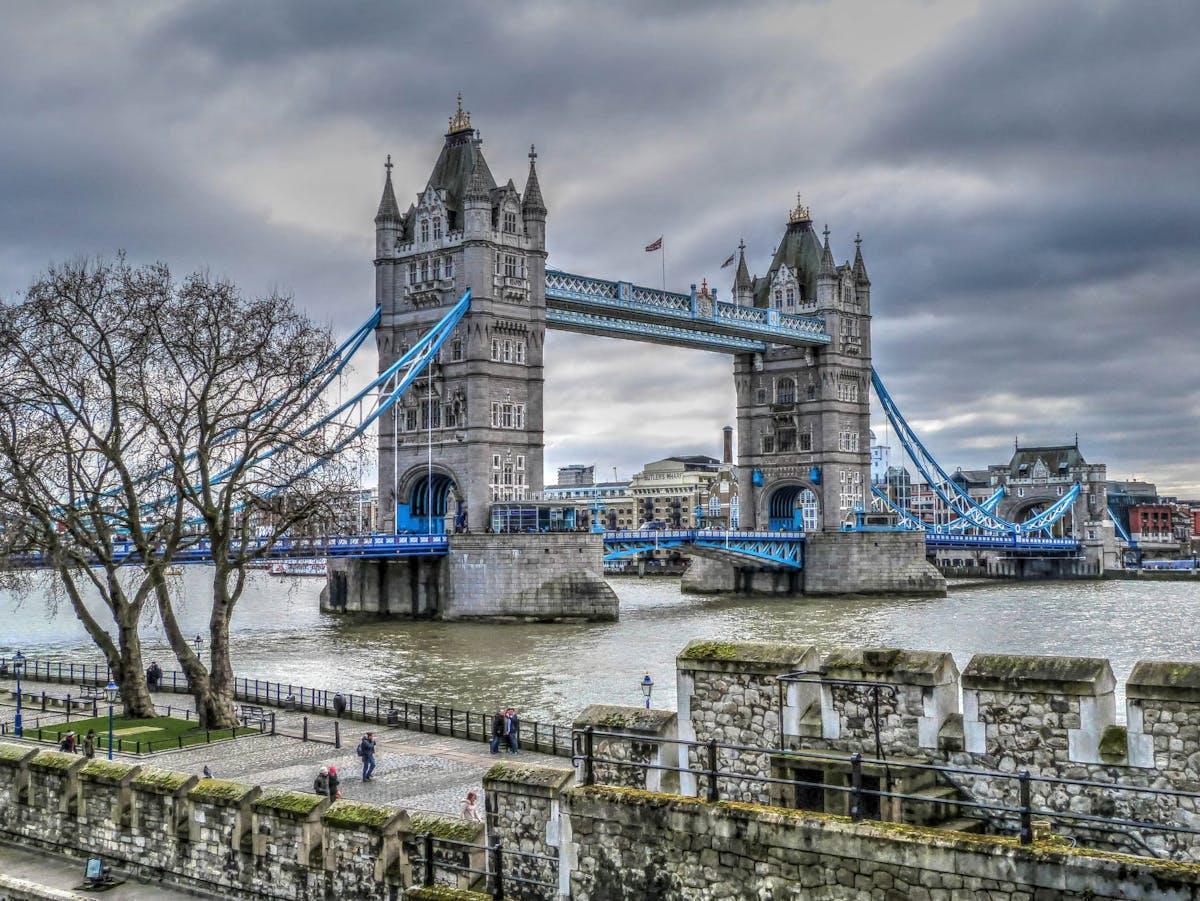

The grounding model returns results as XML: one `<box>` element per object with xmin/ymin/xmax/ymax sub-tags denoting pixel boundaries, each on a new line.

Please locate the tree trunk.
<box><xmin>196</xmin><ymin>585</ymin><xmax>238</xmax><ymax>730</ymax></box>
<box><xmin>115</xmin><ymin>616</ymin><xmax>156</xmax><ymax>718</ymax></box>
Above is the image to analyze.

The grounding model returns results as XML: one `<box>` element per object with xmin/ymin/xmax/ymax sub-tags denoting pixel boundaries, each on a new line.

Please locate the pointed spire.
<box><xmin>734</xmin><ymin>238</ymin><xmax>751</xmax><ymax>292</ymax></box>
<box><xmin>522</xmin><ymin>144</ymin><xmax>546</xmax><ymax>215</ymax></box>
<box><xmin>375</xmin><ymin>154</ymin><xmax>400</xmax><ymax>223</ymax></box>
<box><xmin>819</xmin><ymin>224</ymin><xmax>836</xmax><ymax>277</ymax></box>
<box><xmin>464</xmin><ymin>156</ymin><xmax>491</xmax><ymax>204</ymax></box>
<box><xmin>852</xmin><ymin>232</ymin><xmax>870</xmax><ymax>284</ymax></box>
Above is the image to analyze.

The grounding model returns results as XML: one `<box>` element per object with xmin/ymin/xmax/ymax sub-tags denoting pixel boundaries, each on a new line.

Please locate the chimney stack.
<box><xmin>722</xmin><ymin>426</ymin><xmax>733</xmax><ymax>465</ymax></box>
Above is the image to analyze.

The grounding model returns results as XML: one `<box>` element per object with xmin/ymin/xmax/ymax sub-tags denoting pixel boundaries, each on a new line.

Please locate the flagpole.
<box><xmin>661</xmin><ymin>241</ymin><xmax>666</xmax><ymax>292</ymax></box>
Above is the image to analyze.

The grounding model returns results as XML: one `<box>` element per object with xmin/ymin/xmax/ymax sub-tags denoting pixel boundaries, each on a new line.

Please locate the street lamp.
<box><xmin>12</xmin><ymin>651</ymin><xmax>25</xmax><ymax>737</ymax></box>
<box><xmin>104</xmin><ymin>680</ymin><xmax>119</xmax><ymax>761</ymax></box>
<box><xmin>193</xmin><ymin>634</ymin><xmax>203</xmax><ymax>657</ymax></box>
<box><xmin>640</xmin><ymin>673</ymin><xmax>654</xmax><ymax>709</ymax></box>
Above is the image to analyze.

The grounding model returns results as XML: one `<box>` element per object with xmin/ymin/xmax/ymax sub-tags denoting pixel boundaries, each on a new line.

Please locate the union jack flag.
<box><xmin>644</xmin><ymin>237</ymin><xmax>663</xmax><ymax>252</ymax></box>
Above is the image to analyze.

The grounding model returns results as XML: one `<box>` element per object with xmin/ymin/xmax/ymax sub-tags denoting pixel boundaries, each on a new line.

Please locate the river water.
<box><xmin>4</xmin><ymin>571</ymin><xmax>1199</xmax><ymax>725</ymax></box>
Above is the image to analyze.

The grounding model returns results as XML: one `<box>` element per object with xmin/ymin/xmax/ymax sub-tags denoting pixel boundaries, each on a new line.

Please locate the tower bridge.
<box><xmin>332</xmin><ymin>98</ymin><xmax>1108</xmax><ymax>617</ymax></box>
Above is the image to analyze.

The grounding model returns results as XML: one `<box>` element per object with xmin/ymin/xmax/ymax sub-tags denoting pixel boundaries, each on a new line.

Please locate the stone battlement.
<box><xmin>0</xmin><ymin>744</ymin><xmax>484</xmax><ymax>899</ymax></box>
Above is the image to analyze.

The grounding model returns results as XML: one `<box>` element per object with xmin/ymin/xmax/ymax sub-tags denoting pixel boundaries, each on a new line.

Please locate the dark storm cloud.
<box><xmin>0</xmin><ymin>1</ymin><xmax>1196</xmax><ymax>494</ymax></box>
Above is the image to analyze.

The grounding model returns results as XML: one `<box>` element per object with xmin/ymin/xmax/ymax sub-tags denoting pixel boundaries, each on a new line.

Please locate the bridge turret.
<box><xmin>853</xmin><ymin>233</ymin><xmax>871</xmax><ymax>311</ymax></box>
<box><xmin>522</xmin><ymin>144</ymin><xmax>547</xmax><ymax>250</ymax></box>
<box><xmin>463</xmin><ymin>158</ymin><xmax>492</xmax><ymax>238</ymax></box>
<box><xmin>817</xmin><ymin>225</ymin><xmax>837</xmax><ymax>307</ymax></box>
<box><xmin>374</xmin><ymin>156</ymin><xmax>401</xmax><ymax>312</ymax></box>
<box><xmin>732</xmin><ymin>239</ymin><xmax>752</xmax><ymax>305</ymax></box>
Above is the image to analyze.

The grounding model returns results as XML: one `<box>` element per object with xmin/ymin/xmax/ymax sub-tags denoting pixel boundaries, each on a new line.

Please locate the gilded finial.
<box><xmin>529</xmin><ymin>144</ymin><xmax>537</xmax><ymax>163</ymax></box>
<box><xmin>700</xmin><ymin>277</ymin><xmax>709</xmax><ymax>295</ymax></box>
<box><xmin>384</xmin><ymin>154</ymin><xmax>393</xmax><ymax>175</ymax></box>
<box><xmin>789</xmin><ymin>192</ymin><xmax>811</xmax><ymax>224</ymax></box>
<box><xmin>448</xmin><ymin>93</ymin><xmax>472</xmax><ymax>133</ymax></box>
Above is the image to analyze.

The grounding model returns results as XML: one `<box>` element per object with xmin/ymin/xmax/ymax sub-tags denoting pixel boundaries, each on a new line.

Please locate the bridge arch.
<box><xmin>1003</xmin><ymin>494</ymin><xmax>1073</xmax><ymax>537</ymax></box>
<box><xmin>397</xmin><ymin>465</ymin><xmax>461</xmax><ymax>534</ymax></box>
<box><xmin>767</xmin><ymin>482</ymin><xmax>819</xmax><ymax>532</ymax></box>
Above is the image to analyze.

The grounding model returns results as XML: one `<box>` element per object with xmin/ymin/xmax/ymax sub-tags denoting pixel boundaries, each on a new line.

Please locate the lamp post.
<box><xmin>13</xmin><ymin>651</ymin><xmax>25</xmax><ymax>737</ymax></box>
<box><xmin>104</xmin><ymin>680</ymin><xmax>119</xmax><ymax>761</ymax></box>
<box><xmin>640</xmin><ymin>673</ymin><xmax>654</xmax><ymax>710</ymax></box>
<box><xmin>193</xmin><ymin>634</ymin><xmax>203</xmax><ymax>657</ymax></box>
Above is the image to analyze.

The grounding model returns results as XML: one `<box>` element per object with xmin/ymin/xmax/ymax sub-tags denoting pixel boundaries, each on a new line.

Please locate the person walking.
<box><xmin>313</xmin><ymin>766</ymin><xmax>330</xmax><ymax>797</ymax></box>
<box><xmin>145</xmin><ymin>661</ymin><xmax>163</xmax><ymax>690</ymax></box>
<box><xmin>506</xmin><ymin>707</ymin><xmax>520</xmax><ymax>754</ymax></box>
<box><xmin>82</xmin><ymin>730</ymin><xmax>96</xmax><ymax>759</ymax></box>
<box><xmin>327</xmin><ymin>766</ymin><xmax>342</xmax><ymax>800</ymax></box>
<box><xmin>461</xmin><ymin>791</ymin><xmax>482</xmax><ymax>824</ymax></box>
<box><xmin>357</xmin><ymin>732</ymin><xmax>377</xmax><ymax>781</ymax></box>
<box><xmin>59</xmin><ymin>731</ymin><xmax>77</xmax><ymax>753</ymax></box>
<box><xmin>490</xmin><ymin>707</ymin><xmax>508</xmax><ymax>755</ymax></box>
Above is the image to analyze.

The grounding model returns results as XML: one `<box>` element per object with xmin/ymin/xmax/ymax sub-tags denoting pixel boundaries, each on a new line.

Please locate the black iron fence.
<box><xmin>1</xmin><ymin>656</ymin><xmax>574</xmax><ymax>757</ymax></box>
<box><xmin>411</xmin><ymin>831</ymin><xmax>558</xmax><ymax>900</ymax></box>
<box><xmin>573</xmin><ymin>726</ymin><xmax>1200</xmax><ymax>853</ymax></box>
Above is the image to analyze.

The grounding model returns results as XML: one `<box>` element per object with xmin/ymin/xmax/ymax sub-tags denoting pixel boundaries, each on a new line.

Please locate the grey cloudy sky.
<box><xmin>2</xmin><ymin>0</ymin><xmax>1197</xmax><ymax>495</ymax></box>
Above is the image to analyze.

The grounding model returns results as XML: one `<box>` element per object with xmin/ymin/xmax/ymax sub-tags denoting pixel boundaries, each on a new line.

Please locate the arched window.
<box><xmin>774</xmin><ymin>289</ymin><xmax>782</xmax><ymax>307</ymax></box>
<box><xmin>786</xmin><ymin>288</ymin><xmax>795</xmax><ymax>307</ymax></box>
<box><xmin>433</xmin><ymin>217</ymin><xmax>442</xmax><ymax>240</ymax></box>
<box><xmin>776</xmin><ymin>378</ymin><xmax>796</xmax><ymax>404</ymax></box>
<box><xmin>420</xmin><ymin>219</ymin><xmax>430</xmax><ymax>242</ymax></box>
<box><xmin>708</xmin><ymin>495</ymin><xmax>720</xmax><ymax>517</ymax></box>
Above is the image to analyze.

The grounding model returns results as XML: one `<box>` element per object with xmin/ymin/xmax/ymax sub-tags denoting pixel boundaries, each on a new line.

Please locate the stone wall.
<box><xmin>803</xmin><ymin>530</ymin><xmax>946</xmax><ymax>596</ymax></box>
<box><xmin>676</xmin><ymin>643</ymin><xmax>1200</xmax><ymax>860</ymax></box>
<box><xmin>483</xmin><ymin>761</ymin><xmax>574</xmax><ymax>901</ymax></box>
<box><xmin>321</xmin><ymin>556</ymin><xmax>444</xmax><ymax>616</ymax></box>
<box><xmin>572</xmin><ymin>705</ymin><xmax>678</xmax><ymax>793</ymax></box>
<box><xmin>564</xmin><ymin>782</ymin><xmax>1200</xmax><ymax>901</ymax></box>
<box><xmin>676</xmin><ymin>640</ymin><xmax>819</xmax><ymax>802</ymax></box>
<box><xmin>0</xmin><ymin>745</ymin><xmax>476</xmax><ymax>900</ymax></box>
<box><xmin>445</xmin><ymin>534</ymin><xmax>617</xmax><ymax>622</ymax></box>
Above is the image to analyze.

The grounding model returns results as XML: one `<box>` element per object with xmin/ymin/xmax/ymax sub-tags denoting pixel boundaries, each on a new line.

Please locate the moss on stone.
<box><xmin>406</xmin><ymin>887</ymin><xmax>491</xmax><ymax>901</ymax></box>
<box><xmin>409</xmin><ymin>812</ymin><xmax>481</xmax><ymax>843</ymax></box>
<box><xmin>30</xmin><ymin>750</ymin><xmax>80</xmax><ymax>772</ymax></box>
<box><xmin>0</xmin><ymin>742</ymin><xmax>35</xmax><ymax>764</ymax></box>
<box><xmin>962</xmin><ymin>653</ymin><xmax>1113</xmax><ymax>694</ymax></box>
<box><xmin>1098</xmin><ymin>725</ymin><xmax>1128</xmax><ymax>762</ymax></box>
<box><xmin>253</xmin><ymin>789</ymin><xmax>324</xmax><ymax>817</ymax></box>
<box><xmin>483</xmin><ymin>761</ymin><xmax>572</xmax><ymax>788</ymax></box>
<box><xmin>574</xmin><ymin>704</ymin><xmax>674</xmax><ymax>733</ymax></box>
<box><xmin>132</xmin><ymin>768</ymin><xmax>194</xmax><ymax>794</ymax></box>
<box><xmin>80</xmin><ymin>759</ymin><xmax>139</xmax><ymax>784</ymax></box>
<box><xmin>188</xmin><ymin>778</ymin><xmax>255</xmax><ymax>804</ymax></box>
<box><xmin>324</xmin><ymin>800</ymin><xmax>399</xmax><ymax>832</ymax></box>
<box><xmin>678</xmin><ymin>639</ymin><xmax>813</xmax><ymax>668</ymax></box>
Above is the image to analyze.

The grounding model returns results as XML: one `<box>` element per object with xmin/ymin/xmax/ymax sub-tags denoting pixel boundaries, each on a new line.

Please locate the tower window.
<box><xmin>420</xmin><ymin>219</ymin><xmax>430</xmax><ymax>242</ymax></box>
<box><xmin>433</xmin><ymin>258</ymin><xmax>442</xmax><ymax>280</ymax></box>
<box><xmin>445</xmin><ymin>256</ymin><xmax>454</xmax><ymax>278</ymax></box>
<box><xmin>408</xmin><ymin>262</ymin><xmax>417</xmax><ymax>284</ymax></box>
<box><xmin>433</xmin><ymin>217</ymin><xmax>442</xmax><ymax>240</ymax></box>
<box><xmin>451</xmin><ymin>339</ymin><xmax>463</xmax><ymax>362</ymax></box>
<box><xmin>420</xmin><ymin>260</ymin><xmax>429</xmax><ymax>282</ymax></box>
<box><xmin>776</xmin><ymin>378</ymin><xmax>796</xmax><ymax>404</ymax></box>
<box><xmin>504</xmin><ymin>255</ymin><xmax>518</xmax><ymax>277</ymax></box>
<box><xmin>503</xmin><ymin>211</ymin><xmax>517</xmax><ymax>234</ymax></box>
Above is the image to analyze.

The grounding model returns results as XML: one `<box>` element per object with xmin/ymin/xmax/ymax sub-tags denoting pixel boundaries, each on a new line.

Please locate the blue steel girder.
<box><xmin>924</xmin><ymin>533</ymin><xmax>1080</xmax><ymax>552</ymax></box>
<box><xmin>602</xmin><ymin>529</ymin><xmax>804</xmax><ymax>569</ymax></box>
<box><xmin>545</xmin><ymin>269</ymin><xmax>830</xmax><ymax>352</ymax></box>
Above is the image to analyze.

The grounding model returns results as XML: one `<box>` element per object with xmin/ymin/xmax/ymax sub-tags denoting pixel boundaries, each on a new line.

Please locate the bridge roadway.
<box><xmin>96</xmin><ymin>528</ymin><xmax>1079</xmax><ymax>568</ymax></box>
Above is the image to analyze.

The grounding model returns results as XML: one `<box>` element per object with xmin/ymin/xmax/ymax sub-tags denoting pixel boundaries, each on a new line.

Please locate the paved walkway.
<box><xmin>1</xmin><ymin>677</ymin><xmax>569</xmax><ymax>817</ymax></box>
<box><xmin>0</xmin><ymin>841</ymin><xmax>215</xmax><ymax>899</ymax></box>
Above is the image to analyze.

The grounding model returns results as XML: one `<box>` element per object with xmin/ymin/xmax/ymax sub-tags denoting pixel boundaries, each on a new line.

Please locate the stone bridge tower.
<box><xmin>374</xmin><ymin>97</ymin><xmax>547</xmax><ymax>533</ymax></box>
<box><xmin>733</xmin><ymin>198</ymin><xmax>873</xmax><ymax>532</ymax></box>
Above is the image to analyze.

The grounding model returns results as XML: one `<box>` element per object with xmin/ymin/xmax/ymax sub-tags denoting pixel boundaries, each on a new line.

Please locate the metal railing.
<box><xmin>2</xmin><ymin>657</ymin><xmax>574</xmax><ymax>757</ymax></box>
<box><xmin>411</xmin><ymin>831</ymin><xmax>558</xmax><ymax>900</ymax></box>
<box><xmin>572</xmin><ymin>726</ymin><xmax>1200</xmax><ymax>852</ymax></box>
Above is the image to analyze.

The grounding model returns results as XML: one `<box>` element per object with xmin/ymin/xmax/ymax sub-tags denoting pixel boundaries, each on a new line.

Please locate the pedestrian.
<box><xmin>327</xmin><ymin>766</ymin><xmax>342</xmax><ymax>800</ymax></box>
<box><xmin>313</xmin><ymin>765</ymin><xmax>330</xmax><ymax>797</ymax></box>
<box><xmin>145</xmin><ymin>661</ymin><xmax>163</xmax><ymax>690</ymax></box>
<box><xmin>82</xmin><ymin>729</ymin><xmax>95</xmax><ymax>759</ymax></box>
<box><xmin>461</xmin><ymin>790</ymin><xmax>482</xmax><ymax>824</ymax></box>
<box><xmin>506</xmin><ymin>707</ymin><xmax>520</xmax><ymax>754</ymax></box>
<box><xmin>490</xmin><ymin>707</ymin><xmax>507</xmax><ymax>755</ymax></box>
<box><xmin>59</xmin><ymin>731</ymin><xmax>77</xmax><ymax>754</ymax></box>
<box><xmin>357</xmin><ymin>732</ymin><xmax>377</xmax><ymax>781</ymax></box>
<box><xmin>333</xmin><ymin>693</ymin><xmax>347</xmax><ymax>719</ymax></box>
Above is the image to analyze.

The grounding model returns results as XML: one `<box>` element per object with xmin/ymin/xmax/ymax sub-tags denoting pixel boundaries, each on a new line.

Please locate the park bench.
<box><xmin>239</xmin><ymin>705</ymin><xmax>270</xmax><ymax>729</ymax></box>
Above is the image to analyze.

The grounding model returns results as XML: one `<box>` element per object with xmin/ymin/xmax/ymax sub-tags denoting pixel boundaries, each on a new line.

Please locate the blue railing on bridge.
<box><xmin>106</xmin><ymin>533</ymin><xmax>449</xmax><ymax>565</ymax></box>
<box><xmin>602</xmin><ymin>528</ymin><xmax>805</xmax><ymax>569</ymax></box>
<box><xmin>923</xmin><ymin>533</ymin><xmax>1080</xmax><ymax>551</ymax></box>
<box><xmin>1141</xmin><ymin>559</ymin><xmax>1198</xmax><ymax>571</ymax></box>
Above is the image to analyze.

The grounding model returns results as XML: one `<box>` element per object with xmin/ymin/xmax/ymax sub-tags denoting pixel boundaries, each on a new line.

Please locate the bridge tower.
<box><xmin>733</xmin><ymin>198</ymin><xmax>872</xmax><ymax>531</ymax></box>
<box><xmin>375</xmin><ymin>97</ymin><xmax>547</xmax><ymax>533</ymax></box>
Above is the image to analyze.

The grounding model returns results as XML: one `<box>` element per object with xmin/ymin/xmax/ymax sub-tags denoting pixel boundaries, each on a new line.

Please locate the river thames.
<box><xmin>4</xmin><ymin>572</ymin><xmax>1199</xmax><ymax>724</ymax></box>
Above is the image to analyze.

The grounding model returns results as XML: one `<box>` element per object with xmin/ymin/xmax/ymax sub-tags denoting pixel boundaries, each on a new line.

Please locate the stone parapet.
<box><xmin>483</xmin><ymin>761</ymin><xmax>573</xmax><ymax>901</ymax></box>
<box><xmin>573</xmin><ymin>704</ymin><xmax>678</xmax><ymax>793</ymax></box>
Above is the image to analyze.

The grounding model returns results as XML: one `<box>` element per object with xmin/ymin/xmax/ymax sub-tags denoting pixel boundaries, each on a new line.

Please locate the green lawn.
<box><xmin>35</xmin><ymin>715</ymin><xmax>257</xmax><ymax>753</ymax></box>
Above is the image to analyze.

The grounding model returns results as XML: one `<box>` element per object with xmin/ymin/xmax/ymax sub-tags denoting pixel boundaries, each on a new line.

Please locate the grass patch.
<box><xmin>32</xmin><ymin>716</ymin><xmax>256</xmax><ymax>753</ymax></box>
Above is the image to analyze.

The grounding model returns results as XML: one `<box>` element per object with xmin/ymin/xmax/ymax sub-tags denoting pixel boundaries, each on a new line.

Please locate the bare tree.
<box><xmin>0</xmin><ymin>258</ymin><xmax>360</xmax><ymax>727</ymax></box>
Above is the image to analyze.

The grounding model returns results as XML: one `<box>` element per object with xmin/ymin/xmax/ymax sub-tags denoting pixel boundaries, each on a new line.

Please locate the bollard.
<box><xmin>303</xmin><ymin>716</ymin><xmax>309</xmax><ymax>742</ymax></box>
<box><xmin>334</xmin><ymin>721</ymin><xmax>341</xmax><ymax>748</ymax></box>
<box><xmin>65</xmin><ymin>695</ymin><xmax>71</xmax><ymax>723</ymax></box>
<box><xmin>270</xmin><ymin>712</ymin><xmax>276</xmax><ymax>736</ymax></box>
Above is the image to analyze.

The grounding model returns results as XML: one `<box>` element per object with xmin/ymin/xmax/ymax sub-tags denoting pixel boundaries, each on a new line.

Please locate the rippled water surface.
<box><xmin>4</xmin><ymin>570</ymin><xmax>1200</xmax><ymax>724</ymax></box>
